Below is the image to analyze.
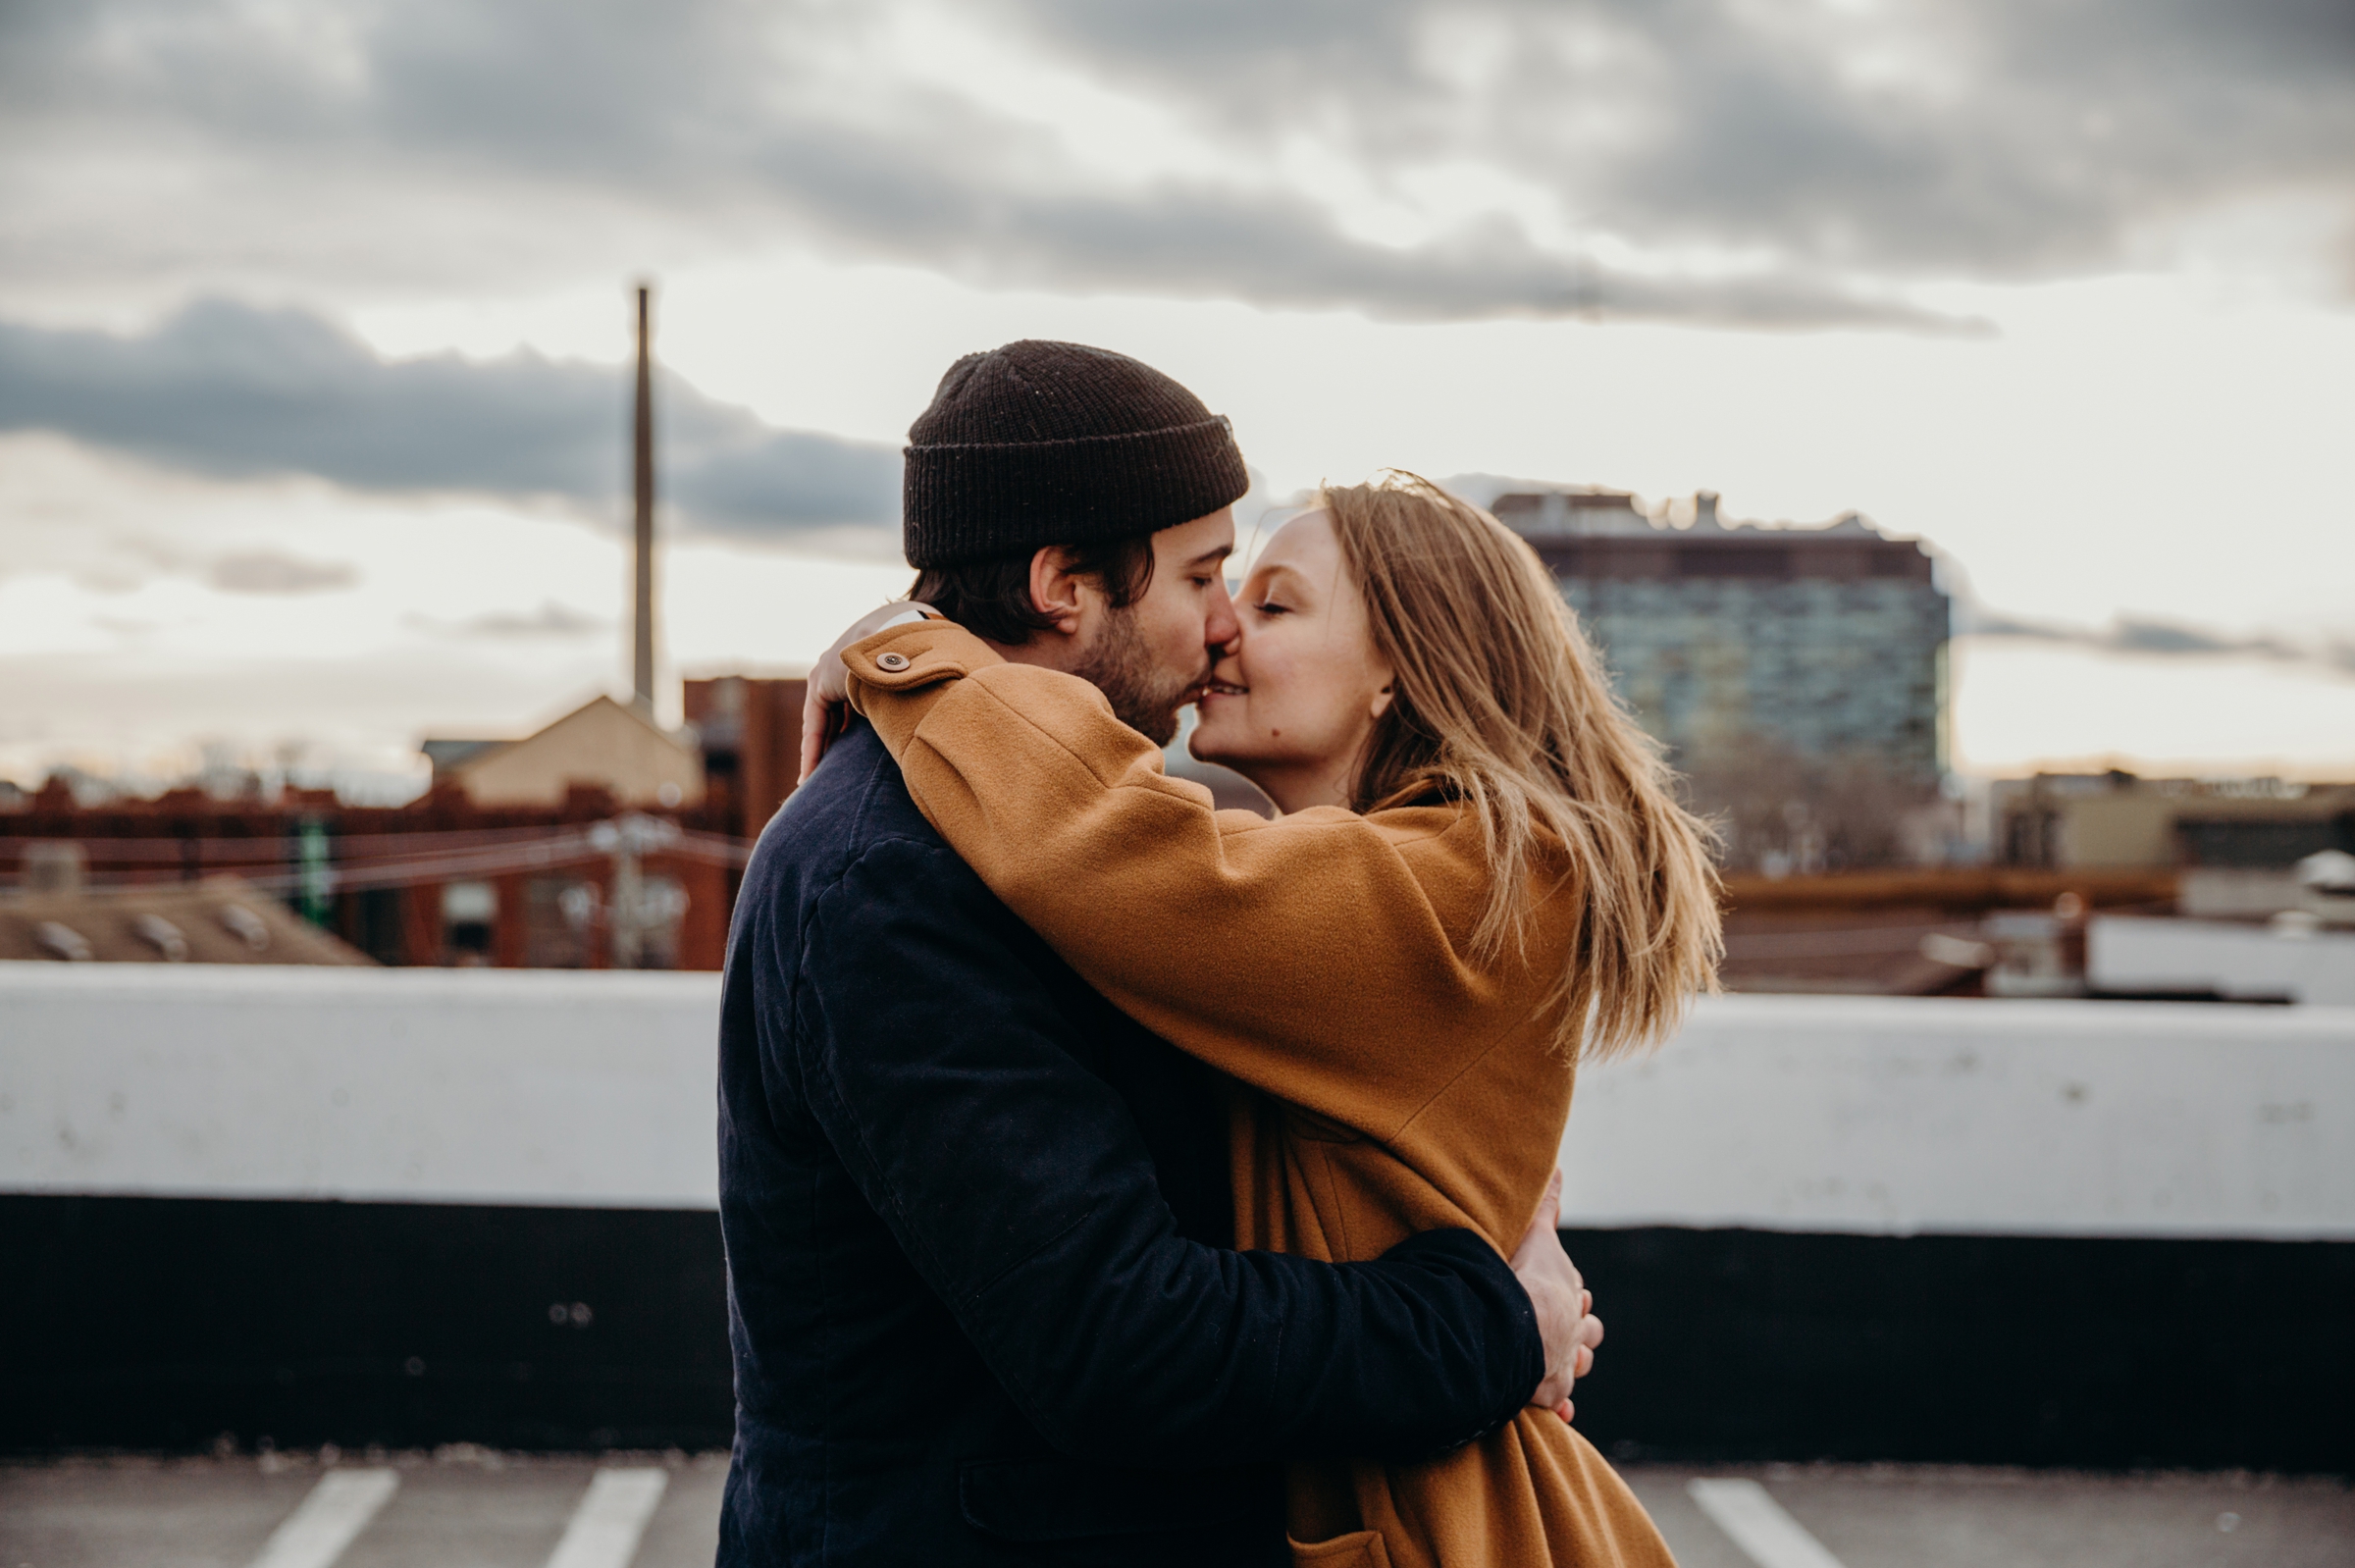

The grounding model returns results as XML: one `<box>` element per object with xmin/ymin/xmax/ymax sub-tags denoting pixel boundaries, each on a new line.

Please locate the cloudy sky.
<box><xmin>3</xmin><ymin>0</ymin><xmax>2351</xmax><ymax>796</ymax></box>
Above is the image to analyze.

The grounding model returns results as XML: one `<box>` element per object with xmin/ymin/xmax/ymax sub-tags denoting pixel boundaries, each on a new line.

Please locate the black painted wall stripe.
<box><xmin>6</xmin><ymin>1196</ymin><xmax>2347</xmax><ymax>1472</ymax></box>
<box><xmin>1554</xmin><ymin>1226</ymin><xmax>2353</xmax><ymax>1475</ymax></box>
<box><xmin>5</xmin><ymin>1194</ymin><xmax>733</xmax><ymax>1452</ymax></box>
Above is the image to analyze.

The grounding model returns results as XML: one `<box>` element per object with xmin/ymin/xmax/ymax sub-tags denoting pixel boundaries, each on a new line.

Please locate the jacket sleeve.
<box><xmin>844</xmin><ymin>621</ymin><xmax>1532</xmax><ymax>1143</ymax></box>
<box><xmin>790</xmin><ymin>833</ymin><xmax>1540</xmax><ymax>1466</ymax></box>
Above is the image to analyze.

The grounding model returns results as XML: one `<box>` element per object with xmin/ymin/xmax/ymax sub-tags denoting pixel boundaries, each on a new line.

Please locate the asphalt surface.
<box><xmin>1</xmin><ymin>1450</ymin><xmax>2349</xmax><ymax>1568</ymax></box>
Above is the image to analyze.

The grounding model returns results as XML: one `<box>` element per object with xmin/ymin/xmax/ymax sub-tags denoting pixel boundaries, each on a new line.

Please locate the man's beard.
<box><xmin>1070</xmin><ymin>606</ymin><xmax>1205</xmax><ymax>747</ymax></box>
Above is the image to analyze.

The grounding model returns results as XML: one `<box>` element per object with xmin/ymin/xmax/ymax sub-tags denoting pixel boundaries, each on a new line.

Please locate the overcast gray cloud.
<box><xmin>0</xmin><ymin>300</ymin><xmax>903</xmax><ymax>532</ymax></box>
<box><xmin>2</xmin><ymin>0</ymin><xmax>2343</xmax><ymax>331</ymax></box>
<box><xmin>1016</xmin><ymin>0</ymin><xmax>2355</xmax><ymax>280</ymax></box>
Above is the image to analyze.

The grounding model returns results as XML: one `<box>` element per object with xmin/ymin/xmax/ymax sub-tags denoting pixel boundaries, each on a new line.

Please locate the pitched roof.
<box><xmin>0</xmin><ymin>876</ymin><xmax>373</xmax><ymax>966</ymax></box>
<box><xmin>430</xmin><ymin>695</ymin><xmax>704</xmax><ymax>810</ymax></box>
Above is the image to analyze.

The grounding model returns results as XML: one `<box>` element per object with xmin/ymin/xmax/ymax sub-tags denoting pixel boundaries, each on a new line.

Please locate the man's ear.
<box><xmin>1028</xmin><ymin>546</ymin><xmax>1088</xmax><ymax>637</ymax></box>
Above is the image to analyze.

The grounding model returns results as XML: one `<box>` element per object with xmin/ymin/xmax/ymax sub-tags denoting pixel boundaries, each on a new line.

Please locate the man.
<box><xmin>717</xmin><ymin>340</ymin><xmax>1591</xmax><ymax>1565</ymax></box>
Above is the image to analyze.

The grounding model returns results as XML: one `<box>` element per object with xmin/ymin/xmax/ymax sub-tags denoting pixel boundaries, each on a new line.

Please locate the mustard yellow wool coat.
<box><xmin>846</xmin><ymin>621</ymin><xmax>1677</xmax><ymax>1568</ymax></box>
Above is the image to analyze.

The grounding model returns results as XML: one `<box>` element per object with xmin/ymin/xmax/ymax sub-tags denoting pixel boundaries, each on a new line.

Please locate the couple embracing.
<box><xmin>715</xmin><ymin>340</ymin><xmax>1722</xmax><ymax>1566</ymax></box>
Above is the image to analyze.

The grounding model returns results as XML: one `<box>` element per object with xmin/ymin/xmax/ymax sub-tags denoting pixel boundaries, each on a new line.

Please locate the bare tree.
<box><xmin>1677</xmin><ymin>736</ymin><xmax>1940</xmax><ymax>874</ymax></box>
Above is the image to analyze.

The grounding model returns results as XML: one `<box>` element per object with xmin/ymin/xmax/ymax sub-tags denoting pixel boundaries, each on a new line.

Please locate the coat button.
<box><xmin>875</xmin><ymin>651</ymin><xmax>911</xmax><ymax>671</ymax></box>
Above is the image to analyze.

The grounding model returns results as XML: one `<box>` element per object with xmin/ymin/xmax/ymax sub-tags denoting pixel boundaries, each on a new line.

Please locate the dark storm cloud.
<box><xmin>0</xmin><ymin>301</ymin><xmax>903</xmax><ymax>532</ymax></box>
<box><xmin>411</xmin><ymin>601</ymin><xmax>612</xmax><ymax>640</ymax></box>
<box><xmin>206</xmin><ymin>550</ymin><xmax>360</xmax><ymax>595</ymax></box>
<box><xmin>1959</xmin><ymin>601</ymin><xmax>2353</xmax><ymax>678</ymax></box>
<box><xmin>9</xmin><ymin>1</ymin><xmax>2345</xmax><ymax>330</ymax></box>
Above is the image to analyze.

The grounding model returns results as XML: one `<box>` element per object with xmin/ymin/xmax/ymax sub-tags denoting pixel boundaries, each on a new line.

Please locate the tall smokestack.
<box><xmin>631</xmin><ymin>283</ymin><xmax>656</xmax><ymax>715</ymax></box>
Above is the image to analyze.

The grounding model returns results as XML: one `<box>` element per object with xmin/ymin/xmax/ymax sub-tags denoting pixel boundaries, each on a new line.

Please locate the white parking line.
<box><xmin>1688</xmin><ymin>1479</ymin><xmax>1849</xmax><ymax>1568</ymax></box>
<box><xmin>543</xmin><ymin>1468</ymin><xmax>671</xmax><ymax>1568</ymax></box>
<box><xmin>244</xmin><ymin>1470</ymin><xmax>401</xmax><ymax>1568</ymax></box>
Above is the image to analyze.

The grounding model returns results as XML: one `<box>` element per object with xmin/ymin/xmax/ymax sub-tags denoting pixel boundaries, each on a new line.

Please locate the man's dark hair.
<box><xmin>910</xmin><ymin>535</ymin><xmax>1157</xmax><ymax>646</ymax></box>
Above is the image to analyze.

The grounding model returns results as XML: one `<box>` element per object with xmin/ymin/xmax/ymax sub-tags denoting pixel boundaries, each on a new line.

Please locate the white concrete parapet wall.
<box><xmin>1</xmin><ymin>967</ymin><xmax>721</xmax><ymax>1210</ymax></box>
<box><xmin>3</xmin><ymin>967</ymin><xmax>2350</xmax><ymax>1239</ymax></box>
<box><xmin>1558</xmin><ymin>994</ymin><xmax>2353</xmax><ymax>1239</ymax></box>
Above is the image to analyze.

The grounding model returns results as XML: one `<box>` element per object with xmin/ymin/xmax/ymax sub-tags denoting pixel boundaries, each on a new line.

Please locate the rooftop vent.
<box><xmin>133</xmin><ymin>913</ymin><xmax>190</xmax><ymax>963</ymax></box>
<box><xmin>37</xmin><ymin>920</ymin><xmax>93</xmax><ymax>962</ymax></box>
<box><xmin>217</xmin><ymin>903</ymin><xmax>272</xmax><ymax>954</ymax></box>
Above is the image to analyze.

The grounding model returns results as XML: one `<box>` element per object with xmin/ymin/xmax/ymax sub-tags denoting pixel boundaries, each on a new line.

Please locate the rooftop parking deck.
<box><xmin>6</xmin><ymin>1452</ymin><xmax>2348</xmax><ymax>1568</ymax></box>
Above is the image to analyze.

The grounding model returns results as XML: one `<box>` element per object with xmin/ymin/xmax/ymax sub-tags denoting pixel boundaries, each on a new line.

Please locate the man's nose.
<box><xmin>1204</xmin><ymin>575</ymin><xmax>1240</xmax><ymax>654</ymax></box>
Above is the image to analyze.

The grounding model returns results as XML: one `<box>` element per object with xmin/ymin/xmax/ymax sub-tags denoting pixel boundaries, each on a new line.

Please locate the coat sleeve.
<box><xmin>844</xmin><ymin>622</ymin><xmax>1534</xmax><ymax>1143</ymax></box>
<box><xmin>791</xmin><ymin>835</ymin><xmax>1540</xmax><ymax>1466</ymax></box>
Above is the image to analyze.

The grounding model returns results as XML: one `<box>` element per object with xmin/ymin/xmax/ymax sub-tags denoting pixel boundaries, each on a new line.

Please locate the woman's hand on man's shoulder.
<box><xmin>799</xmin><ymin>601</ymin><xmax>942</xmax><ymax>783</ymax></box>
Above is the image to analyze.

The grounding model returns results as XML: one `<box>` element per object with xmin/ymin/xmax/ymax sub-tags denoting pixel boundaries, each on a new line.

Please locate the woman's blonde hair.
<box><xmin>1322</xmin><ymin>473</ymin><xmax>1722</xmax><ymax>1060</ymax></box>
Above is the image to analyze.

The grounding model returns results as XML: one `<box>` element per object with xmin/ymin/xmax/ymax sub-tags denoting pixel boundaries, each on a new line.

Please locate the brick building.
<box><xmin>0</xmin><ymin>674</ymin><xmax>808</xmax><ymax>971</ymax></box>
<box><xmin>682</xmin><ymin>673</ymin><xmax>807</xmax><ymax>843</ymax></box>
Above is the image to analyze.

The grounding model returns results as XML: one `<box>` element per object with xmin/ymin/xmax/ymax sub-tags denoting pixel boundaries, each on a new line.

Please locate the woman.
<box><xmin>835</xmin><ymin>475</ymin><xmax>1721</xmax><ymax>1567</ymax></box>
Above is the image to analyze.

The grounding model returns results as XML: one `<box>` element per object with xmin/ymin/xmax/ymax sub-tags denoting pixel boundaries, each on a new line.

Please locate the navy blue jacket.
<box><xmin>715</xmin><ymin>723</ymin><xmax>1542</xmax><ymax>1565</ymax></box>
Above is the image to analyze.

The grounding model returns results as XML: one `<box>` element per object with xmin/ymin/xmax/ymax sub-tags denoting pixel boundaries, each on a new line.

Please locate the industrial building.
<box><xmin>1992</xmin><ymin>771</ymin><xmax>2355</xmax><ymax>869</ymax></box>
<box><xmin>1990</xmin><ymin>768</ymin><xmax>2355</xmax><ymax>941</ymax></box>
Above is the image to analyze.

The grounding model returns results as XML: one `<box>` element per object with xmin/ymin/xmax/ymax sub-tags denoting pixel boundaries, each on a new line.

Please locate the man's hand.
<box><xmin>1510</xmin><ymin>1171</ymin><xmax>1603</xmax><ymax>1422</ymax></box>
<box><xmin>799</xmin><ymin>601</ymin><xmax>936</xmax><ymax>784</ymax></box>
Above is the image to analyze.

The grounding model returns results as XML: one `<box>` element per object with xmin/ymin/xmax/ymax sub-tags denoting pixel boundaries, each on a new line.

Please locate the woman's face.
<box><xmin>1189</xmin><ymin>510</ymin><xmax>1395</xmax><ymax>814</ymax></box>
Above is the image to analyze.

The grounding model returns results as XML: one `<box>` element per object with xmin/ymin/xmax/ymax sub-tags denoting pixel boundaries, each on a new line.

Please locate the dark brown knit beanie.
<box><xmin>903</xmin><ymin>340</ymin><xmax>1249</xmax><ymax>568</ymax></box>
